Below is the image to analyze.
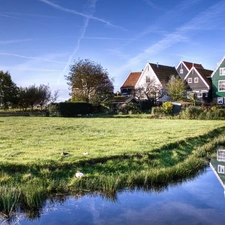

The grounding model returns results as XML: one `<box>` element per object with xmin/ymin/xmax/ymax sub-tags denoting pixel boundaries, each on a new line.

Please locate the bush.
<box><xmin>179</xmin><ymin>106</ymin><xmax>204</xmax><ymax>119</ymax></box>
<box><xmin>162</xmin><ymin>102</ymin><xmax>173</xmax><ymax>115</ymax></box>
<box><xmin>118</xmin><ymin>103</ymin><xmax>141</xmax><ymax>114</ymax></box>
<box><xmin>152</xmin><ymin>107</ymin><xmax>164</xmax><ymax>117</ymax></box>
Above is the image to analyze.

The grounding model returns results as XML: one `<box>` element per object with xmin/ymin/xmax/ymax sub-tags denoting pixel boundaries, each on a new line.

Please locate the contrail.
<box><xmin>0</xmin><ymin>52</ymin><xmax>67</xmax><ymax>64</ymax></box>
<box><xmin>57</xmin><ymin>0</ymin><xmax>97</xmax><ymax>84</ymax></box>
<box><xmin>39</xmin><ymin>0</ymin><xmax>126</xmax><ymax>31</ymax></box>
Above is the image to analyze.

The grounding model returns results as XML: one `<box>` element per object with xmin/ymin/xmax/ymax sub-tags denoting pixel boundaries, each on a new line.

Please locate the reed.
<box><xmin>0</xmin><ymin>186</ymin><xmax>20</xmax><ymax>217</ymax></box>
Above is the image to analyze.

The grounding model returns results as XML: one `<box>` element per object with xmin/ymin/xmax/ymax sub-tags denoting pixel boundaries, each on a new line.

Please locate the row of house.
<box><xmin>120</xmin><ymin>55</ymin><xmax>225</xmax><ymax>105</ymax></box>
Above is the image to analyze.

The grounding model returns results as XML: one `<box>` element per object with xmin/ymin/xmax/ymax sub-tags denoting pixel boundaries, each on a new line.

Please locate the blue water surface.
<box><xmin>4</xmin><ymin>167</ymin><xmax>225</xmax><ymax>225</ymax></box>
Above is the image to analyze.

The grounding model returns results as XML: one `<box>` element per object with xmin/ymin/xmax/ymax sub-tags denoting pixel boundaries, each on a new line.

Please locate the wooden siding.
<box><xmin>177</xmin><ymin>63</ymin><xmax>190</xmax><ymax>79</ymax></box>
<box><xmin>212</xmin><ymin>57</ymin><xmax>225</xmax><ymax>98</ymax></box>
<box><xmin>185</xmin><ymin>69</ymin><xmax>209</xmax><ymax>91</ymax></box>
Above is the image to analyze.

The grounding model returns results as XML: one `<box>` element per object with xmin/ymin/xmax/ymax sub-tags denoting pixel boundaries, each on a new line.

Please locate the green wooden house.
<box><xmin>211</xmin><ymin>55</ymin><xmax>225</xmax><ymax>104</ymax></box>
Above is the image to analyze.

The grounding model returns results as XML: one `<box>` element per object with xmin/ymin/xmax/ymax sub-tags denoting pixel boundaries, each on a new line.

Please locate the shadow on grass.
<box><xmin>0</xmin><ymin>126</ymin><xmax>225</xmax><ymax>221</ymax></box>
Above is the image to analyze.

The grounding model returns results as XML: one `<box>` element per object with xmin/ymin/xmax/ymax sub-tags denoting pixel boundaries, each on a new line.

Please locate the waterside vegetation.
<box><xmin>0</xmin><ymin>117</ymin><xmax>225</xmax><ymax>218</ymax></box>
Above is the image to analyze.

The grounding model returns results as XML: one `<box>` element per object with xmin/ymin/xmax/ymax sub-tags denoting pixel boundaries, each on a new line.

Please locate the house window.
<box><xmin>194</xmin><ymin>77</ymin><xmax>199</xmax><ymax>83</ymax></box>
<box><xmin>217</xmin><ymin>149</ymin><xmax>225</xmax><ymax>161</ymax></box>
<box><xmin>180</xmin><ymin>69</ymin><xmax>183</xmax><ymax>74</ymax></box>
<box><xmin>217</xmin><ymin>97</ymin><xmax>224</xmax><ymax>104</ymax></box>
<box><xmin>188</xmin><ymin>78</ymin><xmax>192</xmax><ymax>83</ymax></box>
<box><xmin>146</xmin><ymin>76</ymin><xmax>150</xmax><ymax>83</ymax></box>
<box><xmin>218</xmin><ymin>165</ymin><xmax>225</xmax><ymax>174</ymax></box>
<box><xmin>220</xmin><ymin>67</ymin><xmax>225</xmax><ymax>76</ymax></box>
<box><xmin>218</xmin><ymin>80</ymin><xmax>225</xmax><ymax>92</ymax></box>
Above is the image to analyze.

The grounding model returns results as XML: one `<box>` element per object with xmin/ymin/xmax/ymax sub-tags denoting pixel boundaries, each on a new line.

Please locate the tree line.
<box><xmin>0</xmin><ymin>71</ymin><xmax>58</xmax><ymax>110</ymax></box>
<box><xmin>1</xmin><ymin>58</ymin><xmax>187</xmax><ymax>111</ymax></box>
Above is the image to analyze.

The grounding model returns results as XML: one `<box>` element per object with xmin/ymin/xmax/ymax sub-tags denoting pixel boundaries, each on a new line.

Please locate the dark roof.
<box><xmin>195</xmin><ymin>68</ymin><xmax>213</xmax><ymax>88</ymax></box>
<box><xmin>183</xmin><ymin>61</ymin><xmax>204</xmax><ymax>70</ymax></box>
<box><xmin>121</xmin><ymin>72</ymin><xmax>142</xmax><ymax>88</ymax></box>
<box><xmin>149</xmin><ymin>63</ymin><xmax>179</xmax><ymax>85</ymax></box>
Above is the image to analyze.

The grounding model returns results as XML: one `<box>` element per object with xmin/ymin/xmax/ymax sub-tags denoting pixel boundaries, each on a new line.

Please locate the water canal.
<box><xmin>1</xmin><ymin>166</ymin><xmax>225</xmax><ymax>225</ymax></box>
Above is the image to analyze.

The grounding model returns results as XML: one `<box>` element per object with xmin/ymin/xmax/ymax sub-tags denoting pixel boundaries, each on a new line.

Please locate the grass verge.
<box><xmin>0</xmin><ymin>117</ymin><xmax>225</xmax><ymax>217</ymax></box>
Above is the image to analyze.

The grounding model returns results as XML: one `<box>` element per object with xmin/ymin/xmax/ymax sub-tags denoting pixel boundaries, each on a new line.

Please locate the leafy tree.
<box><xmin>18</xmin><ymin>84</ymin><xmax>52</xmax><ymax>111</ymax></box>
<box><xmin>166</xmin><ymin>75</ymin><xmax>187</xmax><ymax>101</ymax></box>
<box><xmin>38</xmin><ymin>84</ymin><xmax>51</xmax><ymax>109</ymax></box>
<box><xmin>0</xmin><ymin>71</ymin><xmax>18</xmax><ymax>109</ymax></box>
<box><xmin>23</xmin><ymin>85</ymin><xmax>39</xmax><ymax>110</ymax></box>
<box><xmin>65</xmin><ymin>59</ymin><xmax>114</xmax><ymax>105</ymax></box>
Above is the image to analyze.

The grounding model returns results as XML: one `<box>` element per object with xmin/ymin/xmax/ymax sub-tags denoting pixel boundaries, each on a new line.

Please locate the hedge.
<box><xmin>58</xmin><ymin>102</ymin><xmax>93</xmax><ymax>117</ymax></box>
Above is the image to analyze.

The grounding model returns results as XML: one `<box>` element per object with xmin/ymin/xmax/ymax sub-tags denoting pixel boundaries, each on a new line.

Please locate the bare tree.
<box><xmin>134</xmin><ymin>77</ymin><xmax>165</xmax><ymax>105</ymax></box>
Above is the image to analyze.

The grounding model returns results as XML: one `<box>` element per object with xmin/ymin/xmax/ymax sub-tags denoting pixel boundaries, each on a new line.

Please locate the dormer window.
<box><xmin>220</xmin><ymin>67</ymin><xmax>225</xmax><ymax>76</ymax></box>
<box><xmin>188</xmin><ymin>78</ymin><xmax>192</xmax><ymax>83</ymax></box>
<box><xmin>194</xmin><ymin>77</ymin><xmax>199</xmax><ymax>83</ymax></box>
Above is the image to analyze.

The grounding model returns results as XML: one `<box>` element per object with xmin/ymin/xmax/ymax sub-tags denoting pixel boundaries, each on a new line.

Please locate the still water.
<box><xmin>2</xmin><ymin>167</ymin><xmax>225</xmax><ymax>225</ymax></box>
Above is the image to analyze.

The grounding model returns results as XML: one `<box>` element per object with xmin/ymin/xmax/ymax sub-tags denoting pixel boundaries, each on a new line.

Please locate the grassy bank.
<box><xmin>0</xmin><ymin>117</ymin><xmax>225</xmax><ymax>216</ymax></box>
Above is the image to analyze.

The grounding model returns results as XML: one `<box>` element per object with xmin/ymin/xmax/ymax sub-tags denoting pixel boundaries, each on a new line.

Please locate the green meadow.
<box><xmin>0</xmin><ymin>116</ymin><xmax>225</xmax><ymax>215</ymax></box>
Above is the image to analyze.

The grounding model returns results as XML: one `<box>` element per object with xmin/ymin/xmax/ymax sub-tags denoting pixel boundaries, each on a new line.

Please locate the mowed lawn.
<box><xmin>0</xmin><ymin>116</ymin><xmax>225</xmax><ymax>165</ymax></box>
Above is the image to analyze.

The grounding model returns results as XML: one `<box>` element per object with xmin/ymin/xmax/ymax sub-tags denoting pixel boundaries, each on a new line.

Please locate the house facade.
<box><xmin>136</xmin><ymin>62</ymin><xmax>179</xmax><ymax>102</ymax></box>
<box><xmin>121</xmin><ymin>62</ymin><xmax>179</xmax><ymax>102</ymax></box>
<box><xmin>120</xmin><ymin>72</ymin><xmax>142</xmax><ymax>96</ymax></box>
<box><xmin>176</xmin><ymin>61</ymin><xmax>204</xmax><ymax>79</ymax></box>
<box><xmin>211</xmin><ymin>56</ymin><xmax>225</xmax><ymax>104</ymax></box>
<box><xmin>184</xmin><ymin>67</ymin><xmax>213</xmax><ymax>101</ymax></box>
<box><xmin>120</xmin><ymin>57</ymin><xmax>225</xmax><ymax>105</ymax></box>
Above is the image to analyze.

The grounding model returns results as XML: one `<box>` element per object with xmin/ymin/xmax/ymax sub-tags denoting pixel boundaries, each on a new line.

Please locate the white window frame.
<box><xmin>194</xmin><ymin>77</ymin><xmax>199</xmax><ymax>83</ymax></box>
<box><xmin>188</xmin><ymin>78</ymin><xmax>192</xmax><ymax>83</ymax></box>
<box><xmin>218</xmin><ymin>165</ymin><xmax>225</xmax><ymax>174</ymax></box>
<box><xmin>217</xmin><ymin>97</ymin><xmax>224</xmax><ymax>104</ymax></box>
<box><xmin>217</xmin><ymin>149</ymin><xmax>225</xmax><ymax>162</ymax></box>
<box><xmin>220</xmin><ymin>67</ymin><xmax>225</xmax><ymax>76</ymax></box>
<box><xmin>180</xmin><ymin>69</ymin><xmax>183</xmax><ymax>74</ymax></box>
<box><xmin>218</xmin><ymin>80</ymin><xmax>225</xmax><ymax>92</ymax></box>
<box><xmin>146</xmin><ymin>76</ymin><xmax>150</xmax><ymax>83</ymax></box>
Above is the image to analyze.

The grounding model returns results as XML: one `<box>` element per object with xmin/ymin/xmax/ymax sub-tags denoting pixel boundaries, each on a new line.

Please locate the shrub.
<box><xmin>58</xmin><ymin>102</ymin><xmax>93</xmax><ymax>117</ymax></box>
<box><xmin>118</xmin><ymin>103</ymin><xmax>141</xmax><ymax>114</ymax></box>
<box><xmin>162</xmin><ymin>102</ymin><xmax>173</xmax><ymax>115</ymax></box>
<box><xmin>179</xmin><ymin>106</ymin><xmax>204</xmax><ymax>119</ymax></box>
<box><xmin>152</xmin><ymin>107</ymin><xmax>164</xmax><ymax>117</ymax></box>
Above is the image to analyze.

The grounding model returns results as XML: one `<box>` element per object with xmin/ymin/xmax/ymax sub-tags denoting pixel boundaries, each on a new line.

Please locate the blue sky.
<box><xmin>1</xmin><ymin>0</ymin><xmax>225</xmax><ymax>101</ymax></box>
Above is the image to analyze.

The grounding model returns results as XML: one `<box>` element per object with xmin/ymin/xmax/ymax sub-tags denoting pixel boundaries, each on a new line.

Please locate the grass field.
<box><xmin>0</xmin><ymin>116</ymin><xmax>225</xmax><ymax>215</ymax></box>
<box><xmin>0</xmin><ymin>117</ymin><xmax>224</xmax><ymax>163</ymax></box>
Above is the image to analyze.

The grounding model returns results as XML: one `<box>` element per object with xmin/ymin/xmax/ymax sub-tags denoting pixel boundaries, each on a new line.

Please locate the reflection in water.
<box><xmin>1</xmin><ymin>167</ymin><xmax>225</xmax><ymax>225</ymax></box>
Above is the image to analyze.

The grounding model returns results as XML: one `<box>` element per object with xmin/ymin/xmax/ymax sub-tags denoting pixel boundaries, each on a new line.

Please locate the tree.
<box><xmin>65</xmin><ymin>59</ymin><xmax>114</xmax><ymax>105</ymax></box>
<box><xmin>166</xmin><ymin>75</ymin><xmax>187</xmax><ymax>101</ymax></box>
<box><xmin>17</xmin><ymin>84</ymin><xmax>52</xmax><ymax>111</ymax></box>
<box><xmin>38</xmin><ymin>84</ymin><xmax>51</xmax><ymax>109</ymax></box>
<box><xmin>133</xmin><ymin>77</ymin><xmax>165</xmax><ymax>105</ymax></box>
<box><xmin>0</xmin><ymin>71</ymin><xmax>18</xmax><ymax>109</ymax></box>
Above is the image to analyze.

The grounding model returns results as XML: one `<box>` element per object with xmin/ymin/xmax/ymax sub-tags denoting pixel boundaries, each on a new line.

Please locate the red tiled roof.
<box><xmin>183</xmin><ymin>61</ymin><xmax>204</xmax><ymax>70</ymax></box>
<box><xmin>121</xmin><ymin>72</ymin><xmax>142</xmax><ymax>88</ymax></box>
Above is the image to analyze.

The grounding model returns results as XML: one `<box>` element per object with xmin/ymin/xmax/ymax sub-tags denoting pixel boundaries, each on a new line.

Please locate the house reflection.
<box><xmin>217</xmin><ymin>149</ymin><xmax>225</xmax><ymax>174</ymax></box>
<box><xmin>210</xmin><ymin>147</ymin><xmax>225</xmax><ymax>194</ymax></box>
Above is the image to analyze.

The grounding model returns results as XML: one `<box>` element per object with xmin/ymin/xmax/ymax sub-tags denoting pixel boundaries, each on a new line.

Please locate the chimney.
<box><xmin>157</xmin><ymin>62</ymin><xmax>159</xmax><ymax>68</ymax></box>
